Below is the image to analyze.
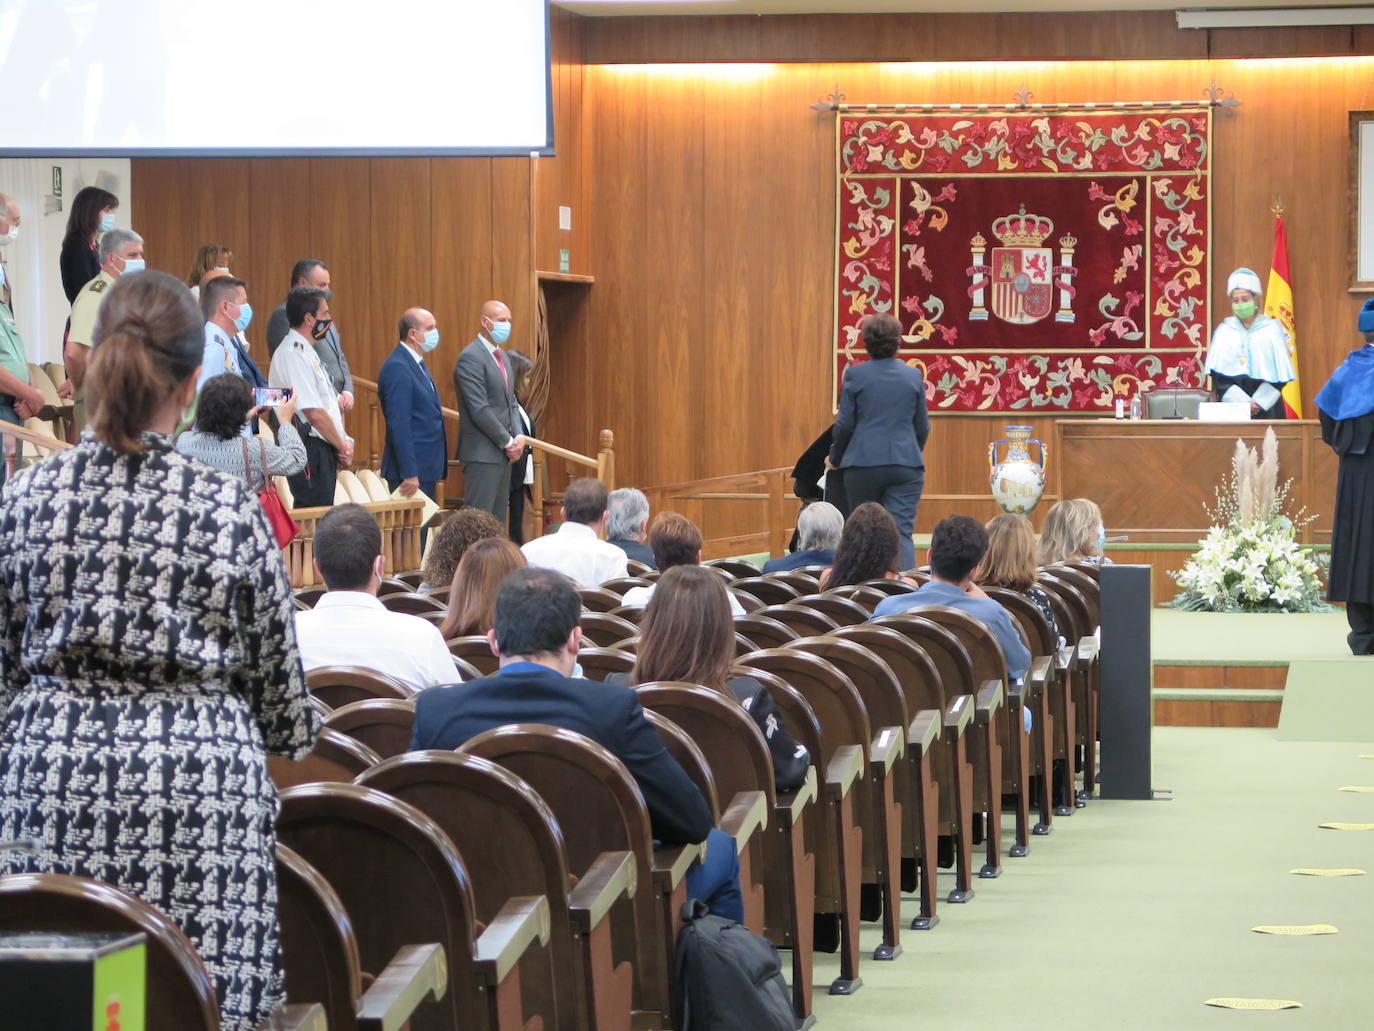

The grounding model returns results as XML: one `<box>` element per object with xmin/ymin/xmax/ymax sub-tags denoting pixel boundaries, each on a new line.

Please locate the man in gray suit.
<box><xmin>454</xmin><ymin>299</ymin><xmax>524</xmax><ymax>520</ymax></box>
<box><xmin>828</xmin><ymin>313</ymin><xmax>930</xmax><ymax>569</ymax></box>
<box><xmin>266</xmin><ymin>258</ymin><xmax>354</xmax><ymax>413</ymax></box>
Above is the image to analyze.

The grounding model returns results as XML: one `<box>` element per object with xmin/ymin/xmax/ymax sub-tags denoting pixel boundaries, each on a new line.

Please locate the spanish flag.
<box><xmin>1265</xmin><ymin>213</ymin><xmax>1302</xmax><ymax>418</ymax></box>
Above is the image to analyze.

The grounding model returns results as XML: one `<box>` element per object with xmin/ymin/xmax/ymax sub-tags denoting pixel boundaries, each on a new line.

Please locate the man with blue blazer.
<box><xmin>411</xmin><ymin>566</ymin><xmax>743</xmax><ymax>919</ymax></box>
<box><xmin>378</xmin><ymin>308</ymin><xmax>448</xmax><ymax>506</ymax></box>
<box><xmin>829</xmin><ymin>313</ymin><xmax>931</xmax><ymax>569</ymax></box>
<box><xmin>453</xmin><ymin>299</ymin><xmax>524</xmax><ymax>521</ymax></box>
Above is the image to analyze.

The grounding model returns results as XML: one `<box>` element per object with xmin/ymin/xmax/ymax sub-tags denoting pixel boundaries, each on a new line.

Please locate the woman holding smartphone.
<box><xmin>177</xmin><ymin>374</ymin><xmax>306</xmax><ymax>488</ymax></box>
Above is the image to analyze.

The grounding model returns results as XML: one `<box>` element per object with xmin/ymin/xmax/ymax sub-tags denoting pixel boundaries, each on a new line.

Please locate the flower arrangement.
<box><xmin>1169</xmin><ymin>428</ymin><xmax>1329</xmax><ymax>613</ymax></box>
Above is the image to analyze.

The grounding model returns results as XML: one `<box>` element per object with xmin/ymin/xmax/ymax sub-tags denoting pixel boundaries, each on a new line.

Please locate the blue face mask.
<box><xmin>421</xmin><ymin>327</ymin><xmax>440</xmax><ymax>352</ymax></box>
<box><xmin>0</xmin><ymin>263</ymin><xmax>5</xmax><ymax>291</ymax></box>
<box><xmin>120</xmin><ymin>257</ymin><xmax>145</xmax><ymax>275</ymax></box>
<box><xmin>234</xmin><ymin>301</ymin><xmax>253</xmax><ymax>334</ymax></box>
<box><xmin>99</xmin><ymin>212</ymin><xmax>116</xmax><ymax>233</ymax></box>
<box><xmin>1097</xmin><ymin>523</ymin><xmax>1107</xmax><ymax>550</ymax></box>
<box><xmin>488</xmin><ymin>320</ymin><xmax>511</xmax><ymax>345</ymax></box>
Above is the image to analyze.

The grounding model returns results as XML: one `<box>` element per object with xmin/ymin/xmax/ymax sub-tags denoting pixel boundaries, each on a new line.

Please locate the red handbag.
<box><xmin>242</xmin><ymin>437</ymin><xmax>300</xmax><ymax>548</ymax></box>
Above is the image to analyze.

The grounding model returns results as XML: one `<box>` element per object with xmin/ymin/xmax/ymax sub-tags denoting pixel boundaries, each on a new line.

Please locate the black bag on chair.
<box><xmin>675</xmin><ymin>900</ymin><xmax>796</xmax><ymax>1031</ymax></box>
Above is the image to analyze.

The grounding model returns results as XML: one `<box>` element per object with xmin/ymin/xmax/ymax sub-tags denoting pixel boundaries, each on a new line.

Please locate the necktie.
<box><xmin>494</xmin><ymin>347</ymin><xmax>510</xmax><ymax>390</ymax></box>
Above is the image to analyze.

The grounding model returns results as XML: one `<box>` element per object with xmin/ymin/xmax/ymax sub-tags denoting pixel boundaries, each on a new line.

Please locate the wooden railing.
<box><xmin>352</xmin><ymin>375</ymin><xmax>615</xmax><ymax>537</ymax></box>
<box><xmin>643</xmin><ymin>467</ymin><xmax>800</xmax><ymax>561</ymax></box>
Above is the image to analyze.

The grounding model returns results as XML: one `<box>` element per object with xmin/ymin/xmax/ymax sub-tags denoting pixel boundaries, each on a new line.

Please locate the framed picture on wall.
<box><xmin>1350</xmin><ymin>110</ymin><xmax>1374</xmax><ymax>292</ymax></box>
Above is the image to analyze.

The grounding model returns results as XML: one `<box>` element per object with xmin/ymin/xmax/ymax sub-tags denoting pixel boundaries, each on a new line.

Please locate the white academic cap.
<box><xmin>1226</xmin><ymin>267</ymin><xmax>1262</xmax><ymax>296</ymax></box>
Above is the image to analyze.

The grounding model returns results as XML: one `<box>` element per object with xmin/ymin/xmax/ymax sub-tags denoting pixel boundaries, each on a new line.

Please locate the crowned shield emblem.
<box><xmin>991</xmin><ymin>246</ymin><xmax>1053</xmax><ymax>325</ymax></box>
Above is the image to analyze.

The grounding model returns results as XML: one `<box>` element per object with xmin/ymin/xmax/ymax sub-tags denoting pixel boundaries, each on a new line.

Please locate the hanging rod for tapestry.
<box><xmin>808</xmin><ymin>81</ymin><xmax>1241</xmax><ymax>112</ymax></box>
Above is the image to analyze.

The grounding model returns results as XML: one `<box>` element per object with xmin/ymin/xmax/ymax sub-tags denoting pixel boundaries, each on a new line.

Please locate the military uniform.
<box><xmin>66</xmin><ymin>270</ymin><xmax>116</xmax><ymax>433</ymax></box>
<box><xmin>269</xmin><ymin>328</ymin><xmax>343</xmax><ymax>508</ymax></box>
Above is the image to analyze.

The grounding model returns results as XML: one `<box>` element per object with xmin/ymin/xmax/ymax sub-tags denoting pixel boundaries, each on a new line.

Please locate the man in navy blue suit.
<box><xmin>378</xmin><ymin>307</ymin><xmax>449</xmax><ymax>509</ymax></box>
<box><xmin>411</xmin><ymin>566</ymin><xmax>743</xmax><ymax>919</ymax></box>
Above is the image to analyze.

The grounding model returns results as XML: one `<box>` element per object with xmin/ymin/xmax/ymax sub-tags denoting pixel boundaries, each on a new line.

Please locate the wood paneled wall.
<box><xmin>130</xmin><ymin>8</ymin><xmax>587</xmax><ymax>490</ymax></box>
<box><xmin>549</xmin><ymin>50</ymin><xmax>1374</xmax><ymax>535</ymax></box>
<box><xmin>131</xmin><ymin>9</ymin><xmax>1374</xmax><ymax>539</ymax></box>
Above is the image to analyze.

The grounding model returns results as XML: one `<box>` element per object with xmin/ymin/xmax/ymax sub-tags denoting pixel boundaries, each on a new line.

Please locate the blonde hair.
<box><xmin>1037</xmin><ymin>498</ymin><xmax>1103</xmax><ymax>566</ymax></box>
<box><xmin>979</xmin><ymin>513</ymin><xmax>1038</xmax><ymax>591</ymax></box>
<box><xmin>440</xmin><ymin>538</ymin><xmax>527</xmax><ymax>639</ymax></box>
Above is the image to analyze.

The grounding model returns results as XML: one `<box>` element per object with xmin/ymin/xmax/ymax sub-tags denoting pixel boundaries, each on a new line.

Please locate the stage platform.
<box><xmin>1151</xmin><ymin>610</ymin><xmax>1367</xmax><ymax>729</ymax></box>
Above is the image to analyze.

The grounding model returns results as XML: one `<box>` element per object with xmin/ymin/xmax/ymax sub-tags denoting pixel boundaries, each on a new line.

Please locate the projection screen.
<box><xmin>0</xmin><ymin>0</ymin><xmax>552</xmax><ymax>156</ymax></box>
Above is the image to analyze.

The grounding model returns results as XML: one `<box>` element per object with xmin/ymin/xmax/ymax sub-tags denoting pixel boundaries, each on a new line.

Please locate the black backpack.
<box><xmin>674</xmin><ymin>900</ymin><xmax>797</xmax><ymax>1031</ymax></box>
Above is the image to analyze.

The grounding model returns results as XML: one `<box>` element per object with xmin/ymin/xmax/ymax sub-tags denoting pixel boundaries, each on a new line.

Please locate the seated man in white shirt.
<box><xmin>520</xmin><ymin>477</ymin><xmax>629</xmax><ymax>586</ymax></box>
<box><xmin>295</xmin><ymin>503</ymin><xmax>462</xmax><ymax>690</ymax></box>
<box><xmin>621</xmin><ymin>512</ymin><xmax>746</xmax><ymax>616</ymax></box>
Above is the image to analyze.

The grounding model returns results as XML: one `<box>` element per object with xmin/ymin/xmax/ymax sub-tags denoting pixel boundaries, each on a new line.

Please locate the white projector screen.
<box><xmin>0</xmin><ymin>0</ymin><xmax>552</xmax><ymax>156</ymax></box>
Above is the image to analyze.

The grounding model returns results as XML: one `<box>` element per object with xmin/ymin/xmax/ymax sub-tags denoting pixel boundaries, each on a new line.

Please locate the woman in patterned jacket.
<box><xmin>0</xmin><ymin>270</ymin><xmax>319</xmax><ymax>1029</ymax></box>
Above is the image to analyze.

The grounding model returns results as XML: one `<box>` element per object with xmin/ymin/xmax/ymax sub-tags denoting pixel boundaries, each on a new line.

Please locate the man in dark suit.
<box><xmin>454</xmin><ymin>299</ymin><xmax>524</xmax><ymax>521</ymax></box>
<box><xmin>379</xmin><ymin>309</ymin><xmax>449</xmax><ymax>545</ymax></box>
<box><xmin>412</xmin><ymin>567</ymin><xmax>743</xmax><ymax>919</ymax></box>
<box><xmin>829</xmin><ymin>313</ymin><xmax>931</xmax><ymax>568</ymax></box>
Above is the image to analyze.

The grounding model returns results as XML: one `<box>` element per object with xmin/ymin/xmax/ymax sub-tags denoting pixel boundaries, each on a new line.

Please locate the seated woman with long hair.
<box><xmin>439</xmin><ymin>538</ymin><xmax>527</xmax><ymax>639</ymax></box>
<box><xmin>1038</xmin><ymin>497</ymin><xmax>1109</xmax><ymax>566</ymax></box>
<box><xmin>608</xmin><ymin>565</ymin><xmax>810</xmax><ymax>791</ymax></box>
<box><xmin>819</xmin><ymin>501</ymin><xmax>921</xmax><ymax>591</ymax></box>
<box><xmin>978</xmin><ymin>513</ymin><xmax>1063</xmax><ymax>651</ymax></box>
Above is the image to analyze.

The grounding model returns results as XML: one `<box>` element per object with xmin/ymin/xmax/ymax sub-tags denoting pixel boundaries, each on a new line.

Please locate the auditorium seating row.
<box><xmin>0</xmin><ymin>557</ymin><xmax>1100</xmax><ymax>1030</ymax></box>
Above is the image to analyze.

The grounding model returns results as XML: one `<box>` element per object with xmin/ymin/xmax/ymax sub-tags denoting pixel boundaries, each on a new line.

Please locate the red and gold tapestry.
<box><xmin>833</xmin><ymin>108</ymin><xmax>1212</xmax><ymax>413</ymax></box>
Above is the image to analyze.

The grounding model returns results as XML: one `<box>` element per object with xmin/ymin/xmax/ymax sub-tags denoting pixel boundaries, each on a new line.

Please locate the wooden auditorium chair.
<box><xmin>599</xmin><ymin>576</ymin><xmax>653</xmax><ymax>597</ymax></box>
<box><xmin>730</xmin><ymin>576</ymin><xmax>803</xmax><ymax>607</ymax></box>
<box><xmin>789</xmin><ymin>593</ymin><xmax>870</xmax><ymax>627</ymax></box>
<box><xmin>825</xmin><ymin>623</ymin><xmax>975</xmax><ymax>925</ymax></box>
<box><xmin>276</xmin><ymin>843</ymin><xmax>447</xmax><ymax>1030</ymax></box>
<box><xmin>766</xmin><ymin>569</ymin><xmax>823</xmax><ymax>594</ymax></box>
<box><xmin>870</xmin><ymin>613</ymin><xmax>1004</xmax><ymax>890</ymax></box>
<box><xmin>785</xmin><ymin>635</ymin><xmax>943</xmax><ymax>934</ymax></box>
<box><xmin>826</xmin><ymin>584</ymin><xmax>889</xmax><ymax>613</ymax></box>
<box><xmin>447</xmin><ymin>635</ymin><xmax>500</xmax><ymax>676</ymax></box>
<box><xmin>636</xmin><ymin>682</ymin><xmax>820</xmax><ymax>1027</ymax></box>
<box><xmin>359</xmin><ymin>751</ymin><xmax>638</xmax><ymax>1031</ymax></box>
<box><xmin>579</xmin><ymin>611</ymin><xmax>640</xmax><ymax>648</ymax></box>
<box><xmin>0</xmin><ymin>872</ymin><xmax>325</xmax><ymax>1030</ymax></box>
<box><xmin>704</xmin><ymin>558</ymin><xmax>760</xmax><ymax>579</ymax></box>
<box><xmin>727</xmin><ymin>586</ymin><xmax>765</xmax><ymax>613</ymax></box>
<box><xmin>269</xmin><ymin>727</ymin><xmax>382</xmax><ymax>790</ymax></box>
<box><xmin>915</xmin><ymin>606</ymin><xmax>1041</xmax><ymax>861</ymax></box>
<box><xmin>577</xmin><ymin>586</ymin><xmax>625</xmax><ymax>613</ymax></box>
<box><xmin>380</xmin><ymin>591</ymin><xmax>448</xmax><ymax>616</ymax></box>
<box><xmin>323</xmin><ymin>697</ymin><xmax>417</xmax><ymax>761</ymax></box>
<box><xmin>737</xmin><ymin>649</ymin><xmax>903</xmax><ymax>974</ymax></box>
<box><xmin>460</xmin><ymin>724</ymin><xmax>702</xmax><ymax>1030</ymax></box>
<box><xmin>754</xmin><ymin>603</ymin><xmax>840</xmax><ymax>639</ymax></box>
<box><xmin>574</xmin><ymin>646</ymin><xmax>636</xmax><ymax>682</ymax></box>
<box><xmin>277</xmin><ymin>782</ymin><xmax>550</xmax><ymax>1031</ymax></box>
<box><xmin>306</xmin><ymin>666</ymin><xmax>415</xmax><ymax>707</ymax></box>
<box><xmin>732</xmin><ymin>612</ymin><xmax>800</xmax><ymax>650</ymax></box>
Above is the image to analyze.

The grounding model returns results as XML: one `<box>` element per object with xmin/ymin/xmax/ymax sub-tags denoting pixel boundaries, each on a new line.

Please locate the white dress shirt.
<box><xmin>520</xmin><ymin>521</ymin><xmax>629</xmax><ymax>586</ymax></box>
<box><xmin>622</xmin><ymin>581</ymin><xmax>746</xmax><ymax>616</ymax></box>
<box><xmin>294</xmin><ymin>591</ymin><xmax>462</xmax><ymax>690</ymax></box>
<box><xmin>270</xmin><ymin>328</ymin><xmax>343</xmax><ymax>442</ymax></box>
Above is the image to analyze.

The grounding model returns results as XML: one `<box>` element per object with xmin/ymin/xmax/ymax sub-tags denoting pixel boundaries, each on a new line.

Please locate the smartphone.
<box><xmin>253</xmin><ymin>387</ymin><xmax>292</xmax><ymax>407</ymax></box>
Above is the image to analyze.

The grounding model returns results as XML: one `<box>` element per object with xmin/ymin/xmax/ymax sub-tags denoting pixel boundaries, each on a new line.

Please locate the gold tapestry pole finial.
<box><xmin>1272</xmin><ymin>195</ymin><xmax>1285</xmax><ymax>217</ymax></box>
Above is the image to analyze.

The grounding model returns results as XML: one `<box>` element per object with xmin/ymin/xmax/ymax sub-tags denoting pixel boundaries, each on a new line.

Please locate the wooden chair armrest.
<box><xmin>975</xmin><ymin>679</ymin><xmax>1003</xmax><ymax>722</ymax></box>
<box><xmin>775</xmin><ymin>765</ymin><xmax>818</xmax><ymax>826</ymax></box>
<box><xmin>1007</xmin><ymin>679</ymin><xmax>1026</xmax><ymax>708</ymax></box>
<box><xmin>869</xmin><ymin>725</ymin><xmax>905</xmax><ymax>777</ymax></box>
<box><xmin>1028</xmin><ymin>655</ymin><xmax>1052</xmax><ymax>692</ymax></box>
<box><xmin>944</xmin><ymin>694</ymin><xmax>973</xmax><ymax>736</ymax></box>
<box><xmin>261</xmin><ymin>1004</ymin><xmax>327</xmax><ymax>1031</ymax></box>
<box><xmin>652</xmin><ymin>842</ymin><xmax>705</xmax><ymax>891</ymax></box>
<box><xmin>568</xmin><ymin>850</ymin><xmax>638</xmax><ymax>932</ymax></box>
<box><xmin>1077</xmin><ymin>636</ymin><xmax>1099</xmax><ymax>662</ymax></box>
<box><xmin>1056</xmin><ymin>646</ymin><xmax>1074</xmax><ymax>672</ymax></box>
<box><xmin>474</xmin><ymin>895</ymin><xmax>551</xmax><ymax>984</ymax></box>
<box><xmin>719</xmin><ymin>790</ymin><xmax>770</xmax><ymax>854</ymax></box>
<box><xmin>825</xmin><ymin>744</ymin><xmax>864</xmax><ymax>799</ymax></box>
<box><xmin>357</xmin><ymin>943</ymin><xmax>448</xmax><ymax>1031</ymax></box>
<box><xmin>908</xmin><ymin>709</ymin><xmax>940</xmax><ymax>756</ymax></box>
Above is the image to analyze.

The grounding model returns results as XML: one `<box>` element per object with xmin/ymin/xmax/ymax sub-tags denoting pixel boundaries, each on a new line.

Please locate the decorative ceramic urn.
<box><xmin>988</xmin><ymin>425</ymin><xmax>1048</xmax><ymax>515</ymax></box>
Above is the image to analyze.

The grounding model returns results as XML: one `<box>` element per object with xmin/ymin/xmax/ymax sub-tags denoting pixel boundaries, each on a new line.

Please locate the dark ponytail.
<box><xmin>86</xmin><ymin>270</ymin><xmax>202</xmax><ymax>454</ymax></box>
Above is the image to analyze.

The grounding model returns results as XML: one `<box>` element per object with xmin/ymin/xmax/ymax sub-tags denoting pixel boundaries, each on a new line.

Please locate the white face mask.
<box><xmin>0</xmin><ymin>224</ymin><xmax>17</xmax><ymax>246</ymax></box>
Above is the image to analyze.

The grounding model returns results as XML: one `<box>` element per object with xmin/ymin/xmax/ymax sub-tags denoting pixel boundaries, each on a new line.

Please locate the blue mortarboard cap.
<box><xmin>1360</xmin><ymin>297</ymin><xmax>1374</xmax><ymax>334</ymax></box>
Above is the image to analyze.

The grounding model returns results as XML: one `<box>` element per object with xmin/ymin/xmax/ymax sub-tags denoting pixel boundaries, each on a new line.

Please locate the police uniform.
<box><xmin>269</xmin><ymin>328</ymin><xmax>343</xmax><ymax>508</ymax></box>
<box><xmin>0</xmin><ymin>298</ymin><xmax>30</xmax><ymax>489</ymax></box>
<box><xmin>66</xmin><ymin>269</ymin><xmax>116</xmax><ymax>433</ymax></box>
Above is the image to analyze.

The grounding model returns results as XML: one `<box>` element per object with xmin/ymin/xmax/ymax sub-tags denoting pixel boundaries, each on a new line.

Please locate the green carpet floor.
<box><xmin>808</xmin><ymin>727</ymin><xmax>1374</xmax><ymax>1029</ymax></box>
